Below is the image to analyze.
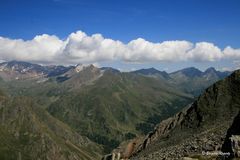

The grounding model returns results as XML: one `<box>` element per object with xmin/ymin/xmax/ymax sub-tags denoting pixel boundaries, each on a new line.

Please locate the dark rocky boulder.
<box><xmin>222</xmin><ymin>112</ymin><xmax>240</xmax><ymax>158</ymax></box>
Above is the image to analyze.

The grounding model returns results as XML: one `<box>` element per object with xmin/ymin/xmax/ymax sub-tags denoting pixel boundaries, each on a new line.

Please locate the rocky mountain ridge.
<box><xmin>0</xmin><ymin>61</ymin><xmax>231</xmax><ymax>82</ymax></box>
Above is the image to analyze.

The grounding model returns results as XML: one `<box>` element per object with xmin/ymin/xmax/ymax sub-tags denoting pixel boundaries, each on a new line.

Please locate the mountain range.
<box><xmin>0</xmin><ymin>60</ymin><xmax>234</xmax><ymax>159</ymax></box>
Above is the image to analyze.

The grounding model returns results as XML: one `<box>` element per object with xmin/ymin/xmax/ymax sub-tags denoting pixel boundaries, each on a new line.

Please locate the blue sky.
<box><xmin>0</xmin><ymin>0</ymin><xmax>240</xmax><ymax>72</ymax></box>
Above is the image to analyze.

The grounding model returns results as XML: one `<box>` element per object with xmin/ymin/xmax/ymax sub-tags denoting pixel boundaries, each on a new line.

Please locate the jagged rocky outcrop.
<box><xmin>133</xmin><ymin>105</ymin><xmax>191</xmax><ymax>154</ymax></box>
<box><xmin>126</xmin><ymin>70</ymin><xmax>240</xmax><ymax>159</ymax></box>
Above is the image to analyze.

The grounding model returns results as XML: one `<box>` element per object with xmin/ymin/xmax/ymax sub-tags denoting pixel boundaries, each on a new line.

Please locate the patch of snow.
<box><xmin>75</xmin><ymin>64</ymin><xmax>84</xmax><ymax>72</ymax></box>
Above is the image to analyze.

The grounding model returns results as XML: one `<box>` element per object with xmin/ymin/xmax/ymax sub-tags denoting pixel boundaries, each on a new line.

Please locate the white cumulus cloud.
<box><xmin>0</xmin><ymin>34</ymin><xmax>63</xmax><ymax>63</ymax></box>
<box><xmin>0</xmin><ymin>30</ymin><xmax>240</xmax><ymax>65</ymax></box>
<box><xmin>125</xmin><ymin>39</ymin><xmax>193</xmax><ymax>62</ymax></box>
<box><xmin>188</xmin><ymin>42</ymin><xmax>223</xmax><ymax>62</ymax></box>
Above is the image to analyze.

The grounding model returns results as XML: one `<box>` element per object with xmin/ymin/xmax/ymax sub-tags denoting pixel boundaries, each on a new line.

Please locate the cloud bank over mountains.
<box><xmin>0</xmin><ymin>30</ymin><xmax>239</xmax><ymax>65</ymax></box>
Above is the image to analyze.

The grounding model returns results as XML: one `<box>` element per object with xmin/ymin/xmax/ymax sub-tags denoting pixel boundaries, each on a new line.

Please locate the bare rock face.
<box><xmin>133</xmin><ymin>105</ymin><xmax>191</xmax><ymax>154</ymax></box>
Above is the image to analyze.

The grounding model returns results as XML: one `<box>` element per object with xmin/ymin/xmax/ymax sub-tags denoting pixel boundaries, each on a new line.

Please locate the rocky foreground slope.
<box><xmin>131</xmin><ymin>69</ymin><xmax>240</xmax><ymax>159</ymax></box>
<box><xmin>103</xmin><ymin>70</ymin><xmax>240</xmax><ymax>160</ymax></box>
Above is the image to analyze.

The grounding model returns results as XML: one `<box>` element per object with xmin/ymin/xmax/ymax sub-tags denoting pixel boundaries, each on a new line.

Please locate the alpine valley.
<box><xmin>0</xmin><ymin>60</ymin><xmax>238</xmax><ymax>160</ymax></box>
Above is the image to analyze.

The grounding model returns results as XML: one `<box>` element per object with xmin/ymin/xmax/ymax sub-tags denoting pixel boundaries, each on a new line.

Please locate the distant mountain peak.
<box><xmin>133</xmin><ymin>67</ymin><xmax>168</xmax><ymax>76</ymax></box>
<box><xmin>132</xmin><ymin>68</ymin><xmax>170</xmax><ymax>79</ymax></box>
<box><xmin>0</xmin><ymin>60</ymin><xmax>44</xmax><ymax>74</ymax></box>
<box><xmin>2</xmin><ymin>60</ymin><xmax>36</xmax><ymax>68</ymax></box>
<box><xmin>135</xmin><ymin>67</ymin><xmax>159</xmax><ymax>73</ymax></box>
<box><xmin>74</xmin><ymin>64</ymin><xmax>97</xmax><ymax>73</ymax></box>
<box><xmin>0</xmin><ymin>61</ymin><xmax>73</xmax><ymax>80</ymax></box>
<box><xmin>100</xmin><ymin>67</ymin><xmax>120</xmax><ymax>73</ymax></box>
<box><xmin>181</xmin><ymin>67</ymin><xmax>202</xmax><ymax>72</ymax></box>
<box><xmin>172</xmin><ymin>67</ymin><xmax>202</xmax><ymax>78</ymax></box>
<box><xmin>203</xmin><ymin>67</ymin><xmax>232</xmax><ymax>79</ymax></box>
<box><xmin>204</xmin><ymin>67</ymin><xmax>217</xmax><ymax>73</ymax></box>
